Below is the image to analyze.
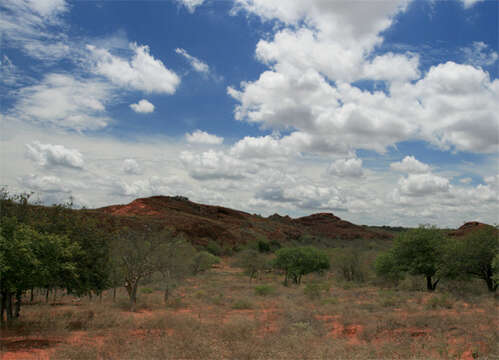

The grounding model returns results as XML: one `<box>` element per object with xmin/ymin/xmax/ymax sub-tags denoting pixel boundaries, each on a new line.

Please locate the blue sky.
<box><xmin>1</xmin><ymin>0</ymin><xmax>498</xmax><ymax>227</ymax></box>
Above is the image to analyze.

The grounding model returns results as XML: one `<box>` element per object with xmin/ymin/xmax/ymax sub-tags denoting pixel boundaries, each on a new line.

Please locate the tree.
<box><xmin>112</xmin><ymin>227</ymin><xmax>163</xmax><ymax>309</ymax></box>
<box><xmin>375</xmin><ymin>227</ymin><xmax>446</xmax><ymax>291</ymax></box>
<box><xmin>492</xmin><ymin>253</ymin><xmax>499</xmax><ymax>285</ymax></box>
<box><xmin>235</xmin><ymin>249</ymin><xmax>270</xmax><ymax>283</ymax></box>
<box><xmin>112</xmin><ymin>227</ymin><xmax>196</xmax><ymax>309</ymax></box>
<box><xmin>155</xmin><ymin>235</ymin><xmax>196</xmax><ymax>303</ymax></box>
<box><xmin>273</xmin><ymin>247</ymin><xmax>330</xmax><ymax>286</ymax></box>
<box><xmin>332</xmin><ymin>247</ymin><xmax>367</xmax><ymax>283</ymax></box>
<box><xmin>443</xmin><ymin>226</ymin><xmax>498</xmax><ymax>292</ymax></box>
<box><xmin>191</xmin><ymin>251</ymin><xmax>219</xmax><ymax>275</ymax></box>
<box><xmin>0</xmin><ymin>223</ymin><xmax>79</xmax><ymax>322</ymax></box>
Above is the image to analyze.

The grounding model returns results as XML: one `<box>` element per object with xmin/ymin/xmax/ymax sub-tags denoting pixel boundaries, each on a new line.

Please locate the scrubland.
<box><xmin>1</xmin><ymin>259</ymin><xmax>498</xmax><ymax>360</ymax></box>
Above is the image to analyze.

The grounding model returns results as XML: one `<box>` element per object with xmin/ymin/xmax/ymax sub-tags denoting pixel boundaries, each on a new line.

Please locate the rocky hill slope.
<box><xmin>97</xmin><ymin>195</ymin><xmax>393</xmax><ymax>246</ymax></box>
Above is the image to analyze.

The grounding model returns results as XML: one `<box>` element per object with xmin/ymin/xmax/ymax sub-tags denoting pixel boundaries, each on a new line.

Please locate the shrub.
<box><xmin>269</xmin><ymin>240</ymin><xmax>282</xmax><ymax>252</ymax></box>
<box><xmin>191</xmin><ymin>251</ymin><xmax>220</xmax><ymax>274</ymax></box>
<box><xmin>231</xmin><ymin>299</ymin><xmax>253</xmax><ymax>310</ymax></box>
<box><xmin>254</xmin><ymin>284</ymin><xmax>275</xmax><ymax>296</ymax></box>
<box><xmin>206</xmin><ymin>240</ymin><xmax>223</xmax><ymax>256</ymax></box>
<box><xmin>304</xmin><ymin>282</ymin><xmax>330</xmax><ymax>300</ymax></box>
<box><xmin>258</xmin><ymin>240</ymin><xmax>271</xmax><ymax>253</ymax></box>
<box><xmin>234</xmin><ymin>249</ymin><xmax>270</xmax><ymax>282</ymax></box>
<box><xmin>331</xmin><ymin>248</ymin><xmax>367</xmax><ymax>283</ymax></box>
<box><xmin>140</xmin><ymin>287</ymin><xmax>153</xmax><ymax>294</ymax></box>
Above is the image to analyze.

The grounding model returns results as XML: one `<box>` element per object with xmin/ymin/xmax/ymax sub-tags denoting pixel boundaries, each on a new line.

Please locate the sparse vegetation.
<box><xmin>1</xmin><ymin>191</ymin><xmax>498</xmax><ymax>360</ymax></box>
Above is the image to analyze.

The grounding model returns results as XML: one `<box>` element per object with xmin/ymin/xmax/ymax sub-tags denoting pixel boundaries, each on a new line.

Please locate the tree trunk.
<box><xmin>113</xmin><ymin>287</ymin><xmax>116</xmax><ymax>303</ymax></box>
<box><xmin>6</xmin><ymin>293</ymin><xmax>13</xmax><ymax>321</ymax></box>
<box><xmin>45</xmin><ymin>287</ymin><xmax>50</xmax><ymax>303</ymax></box>
<box><xmin>125</xmin><ymin>279</ymin><xmax>139</xmax><ymax>311</ymax></box>
<box><xmin>1</xmin><ymin>291</ymin><xmax>6</xmax><ymax>324</ymax></box>
<box><xmin>30</xmin><ymin>288</ymin><xmax>34</xmax><ymax>303</ymax></box>
<box><xmin>283</xmin><ymin>272</ymin><xmax>289</xmax><ymax>287</ymax></box>
<box><xmin>14</xmin><ymin>290</ymin><xmax>22</xmax><ymax>318</ymax></box>
<box><xmin>426</xmin><ymin>276</ymin><xmax>439</xmax><ymax>291</ymax></box>
<box><xmin>53</xmin><ymin>288</ymin><xmax>57</xmax><ymax>302</ymax></box>
<box><xmin>164</xmin><ymin>285</ymin><xmax>169</xmax><ymax>304</ymax></box>
<box><xmin>99</xmin><ymin>291</ymin><xmax>103</xmax><ymax>303</ymax></box>
<box><xmin>485</xmin><ymin>272</ymin><xmax>497</xmax><ymax>292</ymax></box>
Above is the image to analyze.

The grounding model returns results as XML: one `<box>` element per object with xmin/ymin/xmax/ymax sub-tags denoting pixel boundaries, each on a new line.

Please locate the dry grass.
<box><xmin>2</xmin><ymin>259</ymin><xmax>498</xmax><ymax>360</ymax></box>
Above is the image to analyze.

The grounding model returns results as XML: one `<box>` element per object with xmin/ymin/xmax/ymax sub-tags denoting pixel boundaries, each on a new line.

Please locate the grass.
<box><xmin>2</xmin><ymin>260</ymin><xmax>498</xmax><ymax>360</ymax></box>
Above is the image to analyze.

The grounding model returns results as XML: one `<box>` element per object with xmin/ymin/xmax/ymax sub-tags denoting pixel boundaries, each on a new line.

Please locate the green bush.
<box><xmin>254</xmin><ymin>284</ymin><xmax>275</xmax><ymax>296</ymax></box>
<box><xmin>206</xmin><ymin>240</ymin><xmax>223</xmax><ymax>256</ymax></box>
<box><xmin>231</xmin><ymin>299</ymin><xmax>253</xmax><ymax>310</ymax></box>
<box><xmin>191</xmin><ymin>251</ymin><xmax>220</xmax><ymax>274</ymax></box>
<box><xmin>274</xmin><ymin>246</ymin><xmax>330</xmax><ymax>286</ymax></box>
<box><xmin>140</xmin><ymin>287</ymin><xmax>153</xmax><ymax>294</ymax></box>
<box><xmin>269</xmin><ymin>240</ymin><xmax>282</xmax><ymax>252</ymax></box>
<box><xmin>258</xmin><ymin>240</ymin><xmax>271</xmax><ymax>253</ymax></box>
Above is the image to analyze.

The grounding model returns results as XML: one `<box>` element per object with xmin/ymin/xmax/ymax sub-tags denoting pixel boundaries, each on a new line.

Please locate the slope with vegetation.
<box><xmin>1</xmin><ymin>190</ymin><xmax>498</xmax><ymax>360</ymax></box>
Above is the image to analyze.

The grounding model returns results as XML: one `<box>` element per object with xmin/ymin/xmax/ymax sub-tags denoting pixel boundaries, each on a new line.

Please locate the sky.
<box><xmin>0</xmin><ymin>0</ymin><xmax>498</xmax><ymax>227</ymax></box>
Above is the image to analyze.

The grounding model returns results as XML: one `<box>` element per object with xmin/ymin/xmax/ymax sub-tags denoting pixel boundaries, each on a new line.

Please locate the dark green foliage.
<box><xmin>375</xmin><ymin>227</ymin><xmax>446</xmax><ymax>291</ymax></box>
<box><xmin>273</xmin><ymin>246</ymin><xmax>330</xmax><ymax>286</ymax></box>
<box><xmin>191</xmin><ymin>251</ymin><xmax>220</xmax><ymax>275</ymax></box>
<box><xmin>257</xmin><ymin>240</ymin><xmax>271</xmax><ymax>253</ymax></box>
<box><xmin>269</xmin><ymin>240</ymin><xmax>282</xmax><ymax>252</ymax></box>
<box><xmin>206</xmin><ymin>240</ymin><xmax>223</xmax><ymax>256</ymax></box>
<box><xmin>254</xmin><ymin>284</ymin><xmax>275</xmax><ymax>296</ymax></box>
<box><xmin>0</xmin><ymin>223</ymin><xmax>79</xmax><ymax>322</ymax></box>
<box><xmin>492</xmin><ymin>253</ymin><xmax>499</xmax><ymax>285</ymax></box>
<box><xmin>375</xmin><ymin>251</ymin><xmax>404</xmax><ymax>284</ymax></box>
<box><xmin>443</xmin><ymin>226</ymin><xmax>498</xmax><ymax>292</ymax></box>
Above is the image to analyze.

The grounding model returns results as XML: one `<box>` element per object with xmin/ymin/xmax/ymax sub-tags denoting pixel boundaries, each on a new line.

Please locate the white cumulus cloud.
<box><xmin>87</xmin><ymin>43</ymin><xmax>180</xmax><ymax>94</ymax></box>
<box><xmin>19</xmin><ymin>174</ymin><xmax>70</xmax><ymax>193</ymax></box>
<box><xmin>25</xmin><ymin>141</ymin><xmax>84</xmax><ymax>169</ymax></box>
<box><xmin>180</xmin><ymin>150</ymin><xmax>255</xmax><ymax>180</ymax></box>
<box><xmin>328</xmin><ymin>158</ymin><xmax>364</xmax><ymax>177</ymax></box>
<box><xmin>122</xmin><ymin>159</ymin><xmax>142</xmax><ymax>175</ymax></box>
<box><xmin>185</xmin><ymin>130</ymin><xmax>223</xmax><ymax>145</ymax></box>
<box><xmin>130</xmin><ymin>99</ymin><xmax>155</xmax><ymax>113</ymax></box>
<box><xmin>390</xmin><ymin>156</ymin><xmax>430</xmax><ymax>174</ymax></box>
<box><xmin>398</xmin><ymin>173</ymin><xmax>450</xmax><ymax>197</ymax></box>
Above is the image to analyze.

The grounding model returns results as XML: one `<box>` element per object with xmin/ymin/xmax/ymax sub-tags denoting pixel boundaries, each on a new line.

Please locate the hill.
<box><xmin>97</xmin><ymin>195</ymin><xmax>393</xmax><ymax>246</ymax></box>
<box><xmin>448</xmin><ymin>221</ymin><xmax>498</xmax><ymax>237</ymax></box>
